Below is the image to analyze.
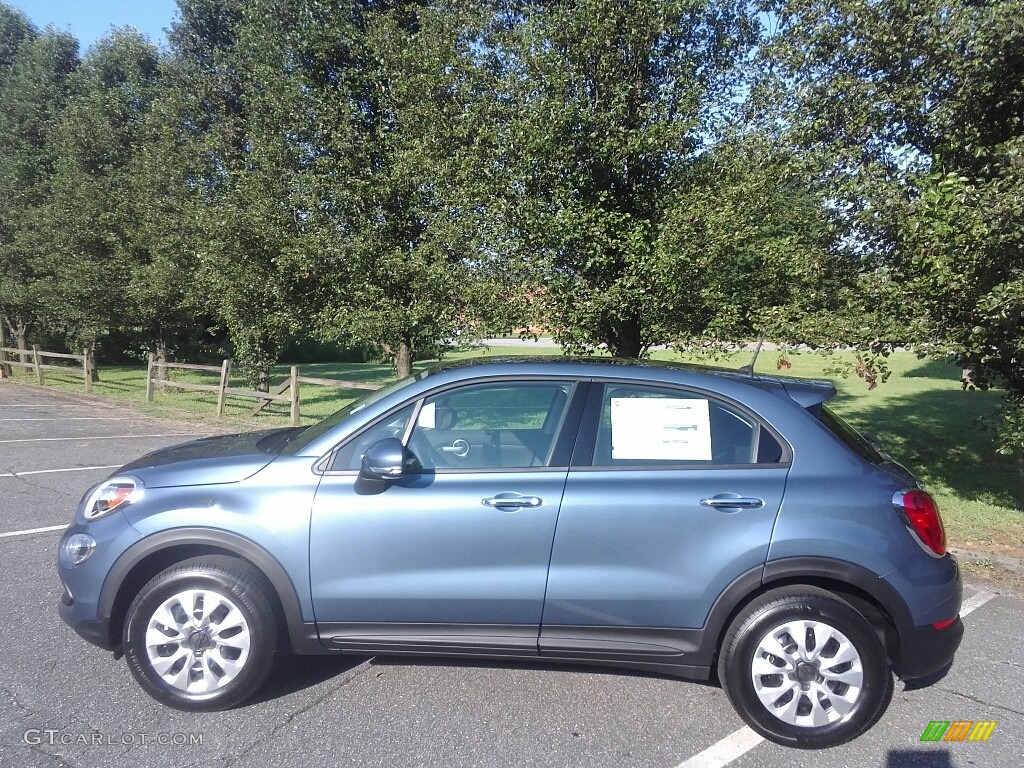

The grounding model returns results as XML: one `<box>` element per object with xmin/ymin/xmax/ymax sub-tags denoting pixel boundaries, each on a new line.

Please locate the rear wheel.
<box><xmin>717</xmin><ymin>588</ymin><xmax>893</xmax><ymax>748</ymax></box>
<box><xmin>123</xmin><ymin>555</ymin><xmax>279</xmax><ymax>711</ymax></box>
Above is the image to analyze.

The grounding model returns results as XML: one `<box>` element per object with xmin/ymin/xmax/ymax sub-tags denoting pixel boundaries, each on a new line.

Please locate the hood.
<box><xmin>116</xmin><ymin>428</ymin><xmax>298</xmax><ymax>488</ymax></box>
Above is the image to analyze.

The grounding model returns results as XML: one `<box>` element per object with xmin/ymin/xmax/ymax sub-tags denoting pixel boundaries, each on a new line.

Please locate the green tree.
<box><xmin>657</xmin><ymin>137</ymin><xmax>853</xmax><ymax>350</ymax></box>
<box><xmin>760</xmin><ymin>0</ymin><xmax>1024</xmax><ymax>451</ymax></box>
<box><xmin>0</xmin><ymin>6</ymin><xmax>77</xmax><ymax>357</ymax></box>
<box><xmin>35</xmin><ymin>30</ymin><xmax>161</xmax><ymax>372</ymax></box>
<box><xmin>162</xmin><ymin>0</ymin><xmax>310</xmax><ymax>389</ymax></box>
<box><xmin>478</xmin><ymin>0</ymin><xmax>771</xmax><ymax>357</ymax></box>
<box><xmin>297</xmin><ymin>0</ymin><xmax>514</xmax><ymax>377</ymax></box>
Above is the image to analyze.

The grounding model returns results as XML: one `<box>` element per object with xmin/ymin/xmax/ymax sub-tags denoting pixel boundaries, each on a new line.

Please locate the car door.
<box><xmin>310</xmin><ymin>378</ymin><xmax>586</xmax><ymax>655</ymax></box>
<box><xmin>540</xmin><ymin>380</ymin><xmax>790</xmax><ymax>657</ymax></box>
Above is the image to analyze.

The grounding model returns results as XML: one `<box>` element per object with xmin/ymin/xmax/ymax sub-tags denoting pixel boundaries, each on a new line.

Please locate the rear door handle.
<box><xmin>700</xmin><ymin>495</ymin><xmax>765</xmax><ymax>509</ymax></box>
<box><xmin>482</xmin><ymin>493</ymin><xmax>542</xmax><ymax>509</ymax></box>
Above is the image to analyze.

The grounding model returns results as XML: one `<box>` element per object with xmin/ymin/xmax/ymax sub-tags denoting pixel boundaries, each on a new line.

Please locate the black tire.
<box><xmin>123</xmin><ymin>555</ymin><xmax>280</xmax><ymax>711</ymax></box>
<box><xmin>717</xmin><ymin>587</ymin><xmax>893</xmax><ymax>748</ymax></box>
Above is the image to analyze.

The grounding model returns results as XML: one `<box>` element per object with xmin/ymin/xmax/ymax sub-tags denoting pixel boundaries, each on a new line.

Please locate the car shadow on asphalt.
<box><xmin>255</xmin><ymin>652</ymin><xmax>723</xmax><ymax>705</ymax></box>
<box><xmin>251</xmin><ymin>653</ymin><xmax>372</xmax><ymax>704</ymax></box>
<box><xmin>366</xmin><ymin>654</ymin><xmax>723</xmax><ymax>689</ymax></box>
<box><xmin>886</xmin><ymin>749</ymin><xmax>954</xmax><ymax>767</ymax></box>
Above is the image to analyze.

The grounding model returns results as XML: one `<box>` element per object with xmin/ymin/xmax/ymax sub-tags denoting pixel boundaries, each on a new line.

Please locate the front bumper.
<box><xmin>58</xmin><ymin>599</ymin><xmax>116</xmax><ymax>651</ymax></box>
<box><xmin>56</xmin><ymin>515</ymin><xmax>142</xmax><ymax>652</ymax></box>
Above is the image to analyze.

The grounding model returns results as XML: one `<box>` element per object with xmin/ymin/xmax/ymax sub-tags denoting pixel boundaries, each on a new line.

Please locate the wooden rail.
<box><xmin>145</xmin><ymin>356</ymin><xmax>381</xmax><ymax>425</ymax></box>
<box><xmin>249</xmin><ymin>371</ymin><xmax>383</xmax><ymax>418</ymax></box>
<box><xmin>0</xmin><ymin>345</ymin><xmax>92</xmax><ymax>391</ymax></box>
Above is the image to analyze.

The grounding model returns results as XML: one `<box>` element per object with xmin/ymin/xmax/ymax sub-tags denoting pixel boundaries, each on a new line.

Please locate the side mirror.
<box><xmin>360</xmin><ymin>438</ymin><xmax>406</xmax><ymax>481</ymax></box>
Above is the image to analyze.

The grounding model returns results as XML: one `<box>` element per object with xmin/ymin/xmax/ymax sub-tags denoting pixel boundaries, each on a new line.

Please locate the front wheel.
<box><xmin>122</xmin><ymin>555</ymin><xmax>279</xmax><ymax>711</ymax></box>
<box><xmin>717</xmin><ymin>588</ymin><xmax>893</xmax><ymax>748</ymax></box>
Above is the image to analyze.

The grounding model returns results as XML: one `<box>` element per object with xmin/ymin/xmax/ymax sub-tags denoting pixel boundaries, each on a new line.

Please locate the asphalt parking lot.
<box><xmin>1</xmin><ymin>382</ymin><xmax>1021</xmax><ymax>768</ymax></box>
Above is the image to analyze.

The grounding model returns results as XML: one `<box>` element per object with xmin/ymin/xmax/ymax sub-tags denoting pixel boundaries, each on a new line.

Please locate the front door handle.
<box><xmin>482</xmin><ymin>493</ymin><xmax>543</xmax><ymax>509</ymax></box>
<box><xmin>700</xmin><ymin>495</ymin><xmax>765</xmax><ymax>509</ymax></box>
<box><xmin>441</xmin><ymin>438</ymin><xmax>470</xmax><ymax>457</ymax></box>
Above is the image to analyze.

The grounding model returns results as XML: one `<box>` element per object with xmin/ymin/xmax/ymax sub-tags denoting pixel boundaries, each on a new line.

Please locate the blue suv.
<box><xmin>58</xmin><ymin>358</ymin><xmax>962</xmax><ymax>748</ymax></box>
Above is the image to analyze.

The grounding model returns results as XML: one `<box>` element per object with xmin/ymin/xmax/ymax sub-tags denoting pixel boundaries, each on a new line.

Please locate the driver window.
<box><xmin>407</xmin><ymin>381</ymin><xmax>575</xmax><ymax>471</ymax></box>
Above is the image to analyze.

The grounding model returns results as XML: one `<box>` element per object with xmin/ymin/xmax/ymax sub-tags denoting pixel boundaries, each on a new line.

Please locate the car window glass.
<box><xmin>407</xmin><ymin>381</ymin><xmax>575</xmax><ymax>471</ymax></box>
<box><xmin>331</xmin><ymin>403</ymin><xmax>416</xmax><ymax>471</ymax></box>
<box><xmin>816</xmin><ymin>406</ymin><xmax>885</xmax><ymax>465</ymax></box>
<box><xmin>593</xmin><ymin>384</ymin><xmax>760</xmax><ymax>466</ymax></box>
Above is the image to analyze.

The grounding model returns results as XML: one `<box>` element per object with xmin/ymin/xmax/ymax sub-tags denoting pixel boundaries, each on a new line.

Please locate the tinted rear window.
<box><xmin>815</xmin><ymin>406</ymin><xmax>885</xmax><ymax>464</ymax></box>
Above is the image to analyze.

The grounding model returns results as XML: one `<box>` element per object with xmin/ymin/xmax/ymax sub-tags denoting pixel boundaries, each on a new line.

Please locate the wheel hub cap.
<box><xmin>185</xmin><ymin>627</ymin><xmax>214</xmax><ymax>653</ymax></box>
<box><xmin>750</xmin><ymin>619</ymin><xmax>865</xmax><ymax>728</ymax></box>
<box><xmin>795</xmin><ymin>660</ymin><xmax>819</xmax><ymax>684</ymax></box>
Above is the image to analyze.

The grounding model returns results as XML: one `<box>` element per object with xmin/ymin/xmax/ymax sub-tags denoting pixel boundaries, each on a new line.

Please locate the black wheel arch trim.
<box><xmin>697</xmin><ymin>557</ymin><xmax>917</xmax><ymax>671</ymax></box>
<box><xmin>98</xmin><ymin>527</ymin><xmax>326</xmax><ymax>655</ymax></box>
<box><xmin>759</xmin><ymin>556</ymin><xmax>923</xmax><ymax>674</ymax></box>
<box><xmin>760</xmin><ymin>557</ymin><xmax>914</xmax><ymax>632</ymax></box>
<box><xmin>692</xmin><ymin>565</ymin><xmax>765</xmax><ymax>666</ymax></box>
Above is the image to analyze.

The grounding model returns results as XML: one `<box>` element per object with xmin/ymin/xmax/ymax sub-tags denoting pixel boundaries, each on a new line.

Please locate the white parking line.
<box><xmin>960</xmin><ymin>589</ymin><xmax>995</xmax><ymax>617</ymax></box>
<box><xmin>672</xmin><ymin>726</ymin><xmax>763</xmax><ymax>768</ymax></box>
<box><xmin>0</xmin><ymin>404</ymin><xmax>96</xmax><ymax>408</ymax></box>
<box><xmin>0</xmin><ymin>434</ymin><xmax>187</xmax><ymax>444</ymax></box>
<box><xmin>0</xmin><ymin>465</ymin><xmax>121</xmax><ymax>478</ymax></box>
<box><xmin>0</xmin><ymin>524</ymin><xmax>68</xmax><ymax>539</ymax></box>
<box><xmin>670</xmin><ymin>587</ymin><xmax>999</xmax><ymax>768</ymax></box>
<box><xmin>0</xmin><ymin>417</ymin><xmax>132</xmax><ymax>421</ymax></box>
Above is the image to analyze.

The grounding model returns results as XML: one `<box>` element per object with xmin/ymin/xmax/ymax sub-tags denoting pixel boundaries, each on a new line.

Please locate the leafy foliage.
<box><xmin>0</xmin><ymin>10</ymin><xmax>77</xmax><ymax>347</ymax></box>
<box><xmin>759</xmin><ymin>0</ymin><xmax>1024</xmax><ymax>451</ymax></box>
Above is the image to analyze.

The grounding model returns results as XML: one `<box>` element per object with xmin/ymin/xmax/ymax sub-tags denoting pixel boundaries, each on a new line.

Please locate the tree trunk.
<box><xmin>16</xmin><ymin>322</ymin><xmax>28</xmax><ymax>366</ymax></box>
<box><xmin>257</xmin><ymin>366</ymin><xmax>270</xmax><ymax>393</ymax></box>
<box><xmin>605</xmin><ymin>314</ymin><xmax>644</xmax><ymax>358</ymax></box>
<box><xmin>390</xmin><ymin>340</ymin><xmax>412</xmax><ymax>378</ymax></box>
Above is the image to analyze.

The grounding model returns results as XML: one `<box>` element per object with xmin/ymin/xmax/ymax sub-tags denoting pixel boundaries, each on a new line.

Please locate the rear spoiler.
<box><xmin>778</xmin><ymin>379</ymin><xmax>836</xmax><ymax>409</ymax></box>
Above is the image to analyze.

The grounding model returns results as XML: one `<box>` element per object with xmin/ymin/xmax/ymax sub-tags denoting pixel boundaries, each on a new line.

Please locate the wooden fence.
<box><xmin>0</xmin><ymin>344</ymin><xmax>93</xmax><ymax>392</ymax></box>
<box><xmin>145</xmin><ymin>354</ymin><xmax>383</xmax><ymax>425</ymax></box>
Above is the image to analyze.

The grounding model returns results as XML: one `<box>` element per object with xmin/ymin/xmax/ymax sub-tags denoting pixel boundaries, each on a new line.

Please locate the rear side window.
<box><xmin>815</xmin><ymin>406</ymin><xmax>885</xmax><ymax>464</ymax></box>
<box><xmin>591</xmin><ymin>384</ymin><xmax>782</xmax><ymax>467</ymax></box>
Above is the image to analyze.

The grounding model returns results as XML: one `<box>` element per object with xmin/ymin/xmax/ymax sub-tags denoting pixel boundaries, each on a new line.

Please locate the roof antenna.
<box><xmin>739</xmin><ymin>328</ymin><xmax>768</xmax><ymax>376</ymax></box>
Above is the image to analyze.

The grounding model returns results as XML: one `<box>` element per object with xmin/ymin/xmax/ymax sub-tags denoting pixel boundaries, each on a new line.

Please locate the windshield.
<box><xmin>280</xmin><ymin>371</ymin><xmax>425</xmax><ymax>455</ymax></box>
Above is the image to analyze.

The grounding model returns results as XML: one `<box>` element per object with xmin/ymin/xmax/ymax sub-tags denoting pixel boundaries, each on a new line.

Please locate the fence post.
<box><xmin>0</xmin><ymin>322</ymin><xmax>8</xmax><ymax>378</ymax></box>
<box><xmin>216</xmin><ymin>358</ymin><xmax>232</xmax><ymax>416</ymax></box>
<box><xmin>32</xmin><ymin>345</ymin><xmax>43</xmax><ymax>385</ymax></box>
<box><xmin>145</xmin><ymin>353</ymin><xmax>155</xmax><ymax>402</ymax></box>
<box><xmin>82</xmin><ymin>348</ymin><xmax>91</xmax><ymax>393</ymax></box>
<box><xmin>289</xmin><ymin>366</ymin><xmax>300</xmax><ymax>426</ymax></box>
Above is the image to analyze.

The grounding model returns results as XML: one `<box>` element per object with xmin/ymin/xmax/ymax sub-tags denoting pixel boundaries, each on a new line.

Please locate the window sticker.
<box><xmin>610</xmin><ymin>398</ymin><xmax>712</xmax><ymax>461</ymax></box>
<box><xmin>417</xmin><ymin>401</ymin><xmax>436</xmax><ymax>429</ymax></box>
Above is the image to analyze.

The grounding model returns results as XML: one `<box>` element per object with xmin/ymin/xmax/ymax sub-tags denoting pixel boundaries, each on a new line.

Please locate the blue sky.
<box><xmin>11</xmin><ymin>1</ymin><xmax>179</xmax><ymax>52</ymax></box>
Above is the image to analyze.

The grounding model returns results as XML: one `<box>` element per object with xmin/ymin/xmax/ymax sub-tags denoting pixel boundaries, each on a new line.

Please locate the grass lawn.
<box><xmin>5</xmin><ymin>344</ymin><xmax>1021</xmax><ymax>555</ymax></box>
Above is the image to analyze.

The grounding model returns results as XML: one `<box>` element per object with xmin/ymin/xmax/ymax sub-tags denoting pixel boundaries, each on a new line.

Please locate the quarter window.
<box><xmin>330</xmin><ymin>403</ymin><xmax>416</xmax><ymax>471</ymax></box>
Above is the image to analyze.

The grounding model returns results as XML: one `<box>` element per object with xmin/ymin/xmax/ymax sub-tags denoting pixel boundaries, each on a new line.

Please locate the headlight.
<box><xmin>83</xmin><ymin>476</ymin><xmax>144</xmax><ymax>521</ymax></box>
<box><xmin>62</xmin><ymin>533</ymin><xmax>96</xmax><ymax>565</ymax></box>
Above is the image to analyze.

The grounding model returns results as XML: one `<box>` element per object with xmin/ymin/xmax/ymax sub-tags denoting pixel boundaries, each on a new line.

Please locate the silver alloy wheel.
<box><xmin>750</xmin><ymin>619</ymin><xmax>864</xmax><ymax>728</ymax></box>
<box><xmin>145</xmin><ymin>588</ymin><xmax>251</xmax><ymax>693</ymax></box>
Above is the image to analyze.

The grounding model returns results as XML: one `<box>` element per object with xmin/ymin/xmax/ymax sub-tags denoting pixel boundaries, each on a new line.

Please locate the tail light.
<box><xmin>892</xmin><ymin>489</ymin><xmax>946</xmax><ymax>556</ymax></box>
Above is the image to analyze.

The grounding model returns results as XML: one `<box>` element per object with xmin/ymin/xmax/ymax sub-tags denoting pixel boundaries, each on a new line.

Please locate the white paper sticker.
<box><xmin>610</xmin><ymin>398</ymin><xmax>712</xmax><ymax>461</ymax></box>
<box><xmin>417</xmin><ymin>402</ymin><xmax>436</xmax><ymax>429</ymax></box>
